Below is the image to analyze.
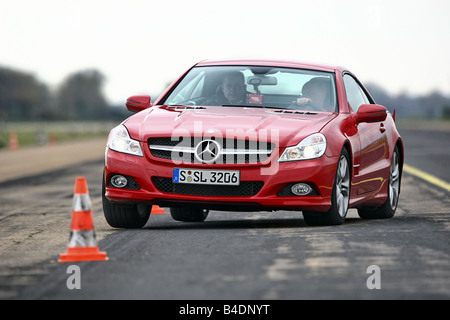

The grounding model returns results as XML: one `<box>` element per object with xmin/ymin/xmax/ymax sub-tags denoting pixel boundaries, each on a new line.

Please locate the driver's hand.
<box><xmin>296</xmin><ymin>98</ymin><xmax>312</xmax><ymax>106</ymax></box>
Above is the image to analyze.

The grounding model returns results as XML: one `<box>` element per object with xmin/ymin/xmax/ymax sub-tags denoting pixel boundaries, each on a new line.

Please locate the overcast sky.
<box><xmin>1</xmin><ymin>0</ymin><xmax>449</xmax><ymax>104</ymax></box>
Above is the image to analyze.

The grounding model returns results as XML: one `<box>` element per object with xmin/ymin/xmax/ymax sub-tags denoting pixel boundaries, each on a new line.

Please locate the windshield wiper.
<box><xmin>259</xmin><ymin>105</ymin><xmax>286</xmax><ymax>110</ymax></box>
<box><xmin>221</xmin><ymin>104</ymin><xmax>287</xmax><ymax>110</ymax></box>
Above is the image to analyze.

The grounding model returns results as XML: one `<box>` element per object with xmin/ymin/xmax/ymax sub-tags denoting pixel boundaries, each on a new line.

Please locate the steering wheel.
<box><xmin>296</xmin><ymin>98</ymin><xmax>319</xmax><ymax>111</ymax></box>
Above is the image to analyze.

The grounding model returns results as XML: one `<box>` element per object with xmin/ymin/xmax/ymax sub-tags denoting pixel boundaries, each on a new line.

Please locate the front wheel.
<box><xmin>358</xmin><ymin>146</ymin><xmax>401</xmax><ymax>219</ymax></box>
<box><xmin>303</xmin><ymin>148</ymin><xmax>351</xmax><ymax>226</ymax></box>
<box><xmin>102</xmin><ymin>174</ymin><xmax>151</xmax><ymax>228</ymax></box>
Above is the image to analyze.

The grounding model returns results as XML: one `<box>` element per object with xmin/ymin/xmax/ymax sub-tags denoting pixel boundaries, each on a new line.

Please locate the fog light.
<box><xmin>291</xmin><ymin>183</ymin><xmax>312</xmax><ymax>196</ymax></box>
<box><xmin>111</xmin><ymin>175</ymin><xmax>128</xmax><ymax>188</ymax></box>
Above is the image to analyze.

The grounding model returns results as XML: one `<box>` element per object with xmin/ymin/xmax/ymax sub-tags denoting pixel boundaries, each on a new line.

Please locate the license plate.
<box><xmin>173</xmin><ymin>168</ymin><xmax>240</xmax><ymax>186</ymax></box>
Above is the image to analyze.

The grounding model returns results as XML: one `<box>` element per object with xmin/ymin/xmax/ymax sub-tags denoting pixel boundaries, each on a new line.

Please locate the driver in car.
<box><xmin>296</xmin><ymin>77</ymin><xmax>331</xmax><ymax>111</ymax></box>
<box><xmin>208</xmin><ymin>71</ymin><xmax>247</xmax><ymax>105</ymax></box>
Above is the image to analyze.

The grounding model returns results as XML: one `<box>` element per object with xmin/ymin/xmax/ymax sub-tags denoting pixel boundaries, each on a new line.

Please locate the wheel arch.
<box><xmin>341</xmin><ymin>140</ymin><xmax>353</xmax><ymax>176</ymax></box>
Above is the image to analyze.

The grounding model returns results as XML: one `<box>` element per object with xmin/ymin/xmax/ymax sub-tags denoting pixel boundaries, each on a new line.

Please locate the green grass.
<box><xmin>0</xmin><ymin>121</ymin><xmax>118</xmax><ymax>149</ymax></box>
<box><xmin>395</xmin><ymin>118</ymin><xmax>450</xmax><ymax>131</ymax></box>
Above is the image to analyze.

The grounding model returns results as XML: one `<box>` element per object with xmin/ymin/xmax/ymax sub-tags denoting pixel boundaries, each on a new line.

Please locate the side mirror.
<box><xmin>126</xmin><ymin>95</ymin><xmax>152</xmax><ymax>112</ymax></box>
<box><xmin>356</xmin><ymin>104</ymin><xmax>387</xmax><ymax>123</ymax></box>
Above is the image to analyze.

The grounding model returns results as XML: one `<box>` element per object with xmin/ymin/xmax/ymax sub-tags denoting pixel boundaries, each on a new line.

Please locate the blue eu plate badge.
<box><xmin>173</xmin><ymin>168</ymin><xmax>180</xmax><ymax>183</ymax></box>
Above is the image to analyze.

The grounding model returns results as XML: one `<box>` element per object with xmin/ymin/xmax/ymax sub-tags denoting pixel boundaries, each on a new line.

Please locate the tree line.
<box><xmin>0</xmin><ymin>66</ymin><xmax>127</xmax><ymax>121</ymax></box>
<box><xmin>365</xmin><ymin>83</ymin><xmax>450</xmax><ymax>120</ymax></box>
<box><xmin>1</xmin><ymin>65</ymin><xmax>449</xmax><ymax>121</ymax></box>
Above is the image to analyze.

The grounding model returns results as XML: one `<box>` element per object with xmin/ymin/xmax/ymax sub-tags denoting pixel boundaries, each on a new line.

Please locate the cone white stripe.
<box><xmin>72</xmin><ymin>194</ymin><xmax>91</xmax><ymax>211</ymax></box>
<box><xmin>68</xmin><ymin>230</ymin><xmax>97</xmax><ymax>247</ymax></box>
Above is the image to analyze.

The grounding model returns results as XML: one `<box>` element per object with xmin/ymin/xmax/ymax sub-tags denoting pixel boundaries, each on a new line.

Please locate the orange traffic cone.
<box><xmin>49</xmin><ymin>134</ymin><xmax>58</xmax><ymax>146</ymax></box>
<box><xmin>8</xmin><ymin>132</ymin><xmax>19</xmax><ymax>151</ymax></box>
<box><xmin>151</xmin><ymin>205</ymin><xmax>165</xmax><ymax>214</ymax></box>
<box><xmin>59</xmin><ymin>177</ymin><xmax>108</xmax><ymax>262</ymax></box>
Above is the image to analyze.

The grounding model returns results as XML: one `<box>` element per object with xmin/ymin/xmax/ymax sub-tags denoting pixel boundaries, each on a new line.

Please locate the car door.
<box><xmin>343</xmin><ymin>73</ymin><xmax>388</xmax><ymax>196</ymax></box>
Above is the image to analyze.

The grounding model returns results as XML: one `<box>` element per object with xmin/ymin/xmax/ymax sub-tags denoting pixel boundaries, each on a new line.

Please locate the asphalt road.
<box><xmin>1</xmin><ymin>123</ymin><xmax>449</xmax><ymax>302</ymax></box>
<box><xmin>400</xmin><ymin>124</ymin><xmax>450</xmax><ymax>182</ymax></box>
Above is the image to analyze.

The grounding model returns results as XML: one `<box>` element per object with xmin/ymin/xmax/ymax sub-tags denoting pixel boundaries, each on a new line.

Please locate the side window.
<box><xmin>343</xmin><ymin>74</ymin><xmax>370</xmax><ymax>112</ymax></box>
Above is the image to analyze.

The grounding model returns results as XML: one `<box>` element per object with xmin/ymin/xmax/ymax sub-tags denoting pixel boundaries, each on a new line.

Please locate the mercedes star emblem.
<box><xmin>194</xmin><ymin>139</ymin><xmax>221</xmax><ymax>164</ymax></box>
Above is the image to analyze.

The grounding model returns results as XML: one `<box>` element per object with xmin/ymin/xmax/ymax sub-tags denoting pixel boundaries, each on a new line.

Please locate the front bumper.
<box><xmin>104</xmin><ymin>145</ymin><xmax>338</xmax><ymax>213</ymax></box>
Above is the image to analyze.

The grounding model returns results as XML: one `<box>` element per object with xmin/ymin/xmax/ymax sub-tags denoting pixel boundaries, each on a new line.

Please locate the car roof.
<box><xmin>195</xmin><ymin>59</ymin><xmax>346</xmax><ymax>73</ymax></box>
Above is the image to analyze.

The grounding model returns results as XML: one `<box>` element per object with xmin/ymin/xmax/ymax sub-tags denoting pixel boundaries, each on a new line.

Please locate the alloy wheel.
<box><xmin>336</xmin><ymin>155</ymin><xmax>350</xmax><ymax>218</ymax></box>
<box><xmin>389</xmin><ymin>150</ymin><xmax>400</xmax><ymax>211</ymax></box>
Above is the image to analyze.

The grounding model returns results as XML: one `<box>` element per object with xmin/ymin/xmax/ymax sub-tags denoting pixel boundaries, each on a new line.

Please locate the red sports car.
<box><xmin>102</xmin><ymin>59</ymin><xmax>403</xmax><ymax>227</ymax></box>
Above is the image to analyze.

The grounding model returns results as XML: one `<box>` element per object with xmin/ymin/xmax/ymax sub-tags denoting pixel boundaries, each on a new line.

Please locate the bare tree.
<box><xmin>55</xmin><ymin>69</ymin><xmax>108</xmax><ymax>120</ymax></box>
<box><xmin>0</xmin><ymin>67</ymin><xmax>50</xmax><ymax>121</ymax></box>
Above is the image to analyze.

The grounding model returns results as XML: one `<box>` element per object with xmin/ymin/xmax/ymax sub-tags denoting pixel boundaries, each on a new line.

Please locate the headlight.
<box><xmin>107</xmin><ymin>124</ymin><xmax>143</xmax><ymax>156</ymax></box>
<box><xmin>279</xmin><ymin>133</ymin><xmax>326</xmax><ymax>162</ymax></box>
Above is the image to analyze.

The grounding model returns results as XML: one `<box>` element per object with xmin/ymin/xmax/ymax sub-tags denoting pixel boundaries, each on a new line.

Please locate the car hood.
<box><xmin>124</xmin><ymin>106</ymin><xmax>337</xmax><ymax>147</ymax></box>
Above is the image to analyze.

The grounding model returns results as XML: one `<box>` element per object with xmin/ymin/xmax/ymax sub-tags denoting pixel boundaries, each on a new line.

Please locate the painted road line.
<box><xmin>403</xmin><ymin>164</ymin><xmax>450</xmax><ymax>193</ymax></box>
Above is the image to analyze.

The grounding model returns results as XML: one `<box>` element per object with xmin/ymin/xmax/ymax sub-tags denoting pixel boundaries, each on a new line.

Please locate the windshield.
<box><xmin>160</xmin><ymin>66</ymin><xmax>337</xmax><ymax>112</ymax></box>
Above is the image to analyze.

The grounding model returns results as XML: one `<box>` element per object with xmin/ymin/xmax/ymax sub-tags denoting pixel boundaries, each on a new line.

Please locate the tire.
<box><xmin>170</xmin><ymin>207</ymin><xmax>209</xmax><ymax>222</ymax></box>
<box><xmin>303</xmin><ymin>148</ymin><xmax>351</xmax><ymax>226</ymax></box>
<box><xmin>358</xmin><ymin>145</ymin><xmax>400</xmax><ymax>219</ymax></box>
<box><xmin>102</xmin><ymin>174</ymin><xmax>151</xmax><ymax>228</ymax></box>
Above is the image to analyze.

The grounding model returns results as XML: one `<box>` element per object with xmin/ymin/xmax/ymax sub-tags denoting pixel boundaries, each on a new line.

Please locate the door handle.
<box><xmin>379</xmin><ymin>123</ymin><xmax>386</xmax><ymax>133</ymax></box>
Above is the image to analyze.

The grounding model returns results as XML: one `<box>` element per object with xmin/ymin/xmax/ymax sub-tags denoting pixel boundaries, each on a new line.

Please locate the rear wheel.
<box><xmin>102</xmin><ymin>174</ymin><xmax>151</xmax><ymax>228</ymax></box>
<box><xmin>358</xmin><ymin>146</ymin><xmax>400</xmax><ymax>219</ymax></box>
<box><xmin>303</xmin><ymin>148</ymin><xmax>350</xmax><ymax>226</ymax></box>
<box><xmin>170</xmin><ymin>207</ymin><xmax>209</xmax><ymax>222</ymax></box>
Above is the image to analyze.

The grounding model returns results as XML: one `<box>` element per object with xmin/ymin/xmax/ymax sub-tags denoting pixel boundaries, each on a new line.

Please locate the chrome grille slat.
<box><xmin>149</xmin><ymin>145</ymin><xmax>272</xmax><ymax>155</ymax></box>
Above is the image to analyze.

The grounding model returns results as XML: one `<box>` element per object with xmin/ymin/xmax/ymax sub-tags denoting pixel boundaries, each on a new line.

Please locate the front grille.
<box><xmin>152</xmin><ymin>177</ymin><xmax>263</xmax><ymax>197</ymax></box>
<box><xmin>148</xmin><ymin>137</ymin><xmax>274</xmax><ymax>164</ymax></box>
